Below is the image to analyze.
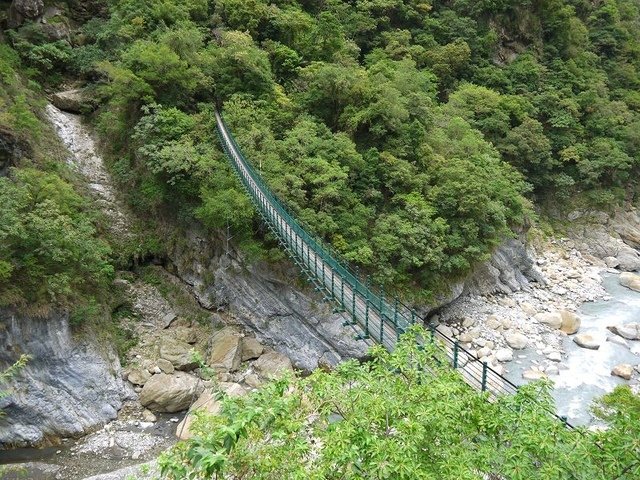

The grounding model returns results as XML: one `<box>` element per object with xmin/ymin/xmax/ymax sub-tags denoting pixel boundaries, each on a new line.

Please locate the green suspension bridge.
<box><xmin>215</xmin><ymin>110</ymin><xmax>523</xmax><ymax>400</ymax></box>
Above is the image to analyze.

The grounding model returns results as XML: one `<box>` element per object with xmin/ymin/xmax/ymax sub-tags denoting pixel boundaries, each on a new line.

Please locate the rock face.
<box><xmin>168</xmin><ymin>229</ymin><xmax>368</xmax><ymax>371</ymax></box>
<box><xmin>567</xmin><ymin>208</ymin><xmax>640</xmax><ymax>271</ymax></box>
<box><xmin>0</xmin><ymin>309</ymin><xmax>132</xmax><ymax>447</ymax></box>
<box><xmin>607</xmin><ymin>323</ymin><xmax>640</xmax><ymax>341</ymax></box>
<box><xmin>573</xmin><ymin>334</ymin><xmax>600</xmax><ymax>350</ymax></box>
<box><xmin>139</xmin><ymin>373</ymin><xmax>203</xmax><ymax>413</ymax></box>
<box><xmin>8</xmin><ymin>0</ymin><xmax>44</xmax><ymax>27</ymax></box>
<box><xmin>619</xmin><ymin>272</ymin><xmax>640</xmax><ymax>293</ymax></box>
<box><xmin>463</xmin><ymin>238</ymin><xmax>546</xmax><ymax>295</ymax></box>
<box><xmin>0</xmin><ymin>126</ymin><xmax>30</xmax><ymax>177</ymax></box>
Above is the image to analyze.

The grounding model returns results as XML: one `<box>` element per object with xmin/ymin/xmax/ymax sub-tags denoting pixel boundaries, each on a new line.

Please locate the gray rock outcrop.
<box><xmin>567</xmin><ymin>208</ymin><xmax>640</xmax><ymax>271</ymax></box>
<box><xmin>463</xmin><ymin>238</ymin><xmax>546</xmax><ymax>296</ymax></box>
<box><xmin>0</xmin><ymin>309</ymin><xmax>132</xmax><ymax>447</ymax></box>
<box><xmin>0</xmin><ymin>126</ymin><xmax>30</xmax><ymax>177</ymax></box>
<box><xmin>50</xmin><ymin>89</ymin><xmax>95</xmax><ymax>114</ymax></box>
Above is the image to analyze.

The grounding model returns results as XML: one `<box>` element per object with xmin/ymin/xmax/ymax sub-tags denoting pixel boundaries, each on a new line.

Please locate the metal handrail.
<box><xmin>214</xmin><ymin>109</ymin><xmax>571</xmax><ymax>425</ymax></box>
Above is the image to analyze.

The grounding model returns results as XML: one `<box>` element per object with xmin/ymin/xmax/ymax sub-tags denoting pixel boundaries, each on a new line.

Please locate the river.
<box><xmin>505</xmin><ymin>272</ymin><xmax>640</xmax><ymax>425</ymax></box>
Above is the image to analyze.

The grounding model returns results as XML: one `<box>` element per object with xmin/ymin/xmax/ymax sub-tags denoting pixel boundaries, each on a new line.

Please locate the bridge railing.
<box><xmin>215</xmin><ymin>110</ymin><xmax>565</xmax><ymax>413</ymax></box>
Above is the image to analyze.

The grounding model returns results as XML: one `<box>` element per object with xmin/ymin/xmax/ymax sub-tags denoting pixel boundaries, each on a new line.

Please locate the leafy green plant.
<box><xmin>159</xmin><ymin>326</ymin><xmax>640</xmax><ymax>479</ymax></box>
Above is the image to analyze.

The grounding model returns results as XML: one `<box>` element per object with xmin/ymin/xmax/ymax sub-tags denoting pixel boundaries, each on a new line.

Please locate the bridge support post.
<box><xmin>453</xmin><ymin>341</ymin><xmax>459</xmax><ymax>368</ymax></box>
<box><xmin>481</xmin><ymin>362</ymin><xmax>488</xmax><ymax>391</ymax></box>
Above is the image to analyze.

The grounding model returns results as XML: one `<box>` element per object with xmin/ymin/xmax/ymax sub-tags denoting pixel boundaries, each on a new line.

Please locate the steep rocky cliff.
<box><xmin>0</xmin><ymin>309</ymin><xmax>132</xmax><ymax>447</ymax></box>
<box><xmin>167</xmin><ymin>229</ymin><xmax>369</xmax><ymax>371</ymax></box>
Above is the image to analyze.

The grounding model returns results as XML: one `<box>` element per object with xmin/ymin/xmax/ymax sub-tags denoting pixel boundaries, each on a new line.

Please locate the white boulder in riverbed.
<box><xmin>535</xmin><ymin>312</ymin><xmax>563</xmax><ymax>329</ymax></box>
<box><xmin>619</xmin><ymin>272</ymin><xmax>640</xmax><ymax>292</ymax></box>
<box><xmin>522</xmin><ymin>370</ymin><xmax>546</xmax><ymax>380</ymax></box>
<box><xmin>495</xmin><ymin>348</ymin><xmax>513</xmax><ymax>362</ymax></box>
<box><xmin>559</xmin><ymin>310</ymin><xmax>581</xmax><ymax>335</ymax></box>
<box><xmin>607</xmin><ymin>336</ymin><xmax>629</xmax><ymax>348</ymax></box>
<box><xmin>611</xmin><ymin>364</ymin><xmax>633</xmax><ymax>380</ymax></box>
<box><xmin>607</xmin><ymin>323</ymin><xmax>640</xmax><ymax>341</ymax></box>
<box><xmin>505</xmin><ymin>332</ymin><xmax>528</xmax><ymax>350</ymax></box>
<box><xmin>573</xmin><ymin>334</ymin><xmax>600</xmax><ymax>350</ymax></box>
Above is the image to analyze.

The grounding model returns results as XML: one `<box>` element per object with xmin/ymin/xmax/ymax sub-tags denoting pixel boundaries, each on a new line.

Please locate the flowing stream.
<box><xmin>506</xmin><ymin>273</ymin><xmax>640</xmax><ymax>425</ymax></box>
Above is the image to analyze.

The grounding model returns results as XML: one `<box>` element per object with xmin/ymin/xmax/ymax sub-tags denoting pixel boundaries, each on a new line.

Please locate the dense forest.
<box><xmin>1</xmin><ymin>0</ymin><xmax>640</xmax><ymax>303</ymax></box>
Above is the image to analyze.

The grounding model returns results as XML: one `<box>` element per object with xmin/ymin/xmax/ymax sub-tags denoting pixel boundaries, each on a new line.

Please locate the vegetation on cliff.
<box><xmin>3</xmin><ymin>0</ymin><xmax>640</xmax><ymax>300</ymax></box>
<box><xmin>0</xmin><ymin>44</ymin><xmax>113</xmax><ymax>310</ymax></box>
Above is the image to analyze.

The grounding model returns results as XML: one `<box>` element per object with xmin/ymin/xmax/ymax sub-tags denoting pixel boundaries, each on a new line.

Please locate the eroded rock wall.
<box><xmin>0</xmin><ymin>309</ymin><xmax>133</xmax><ymax>447</ymax></box>
<box><xmin>167</xmin><ymin>229</ymin><xmax>368</xmax><ymax>372</ymax></box>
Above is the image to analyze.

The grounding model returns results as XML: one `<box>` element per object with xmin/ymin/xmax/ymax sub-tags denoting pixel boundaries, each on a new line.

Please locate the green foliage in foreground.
<box><xmin>159</xmin><ymin>327</ymin><xmax>640</xmax><ymax>480</ymax></box>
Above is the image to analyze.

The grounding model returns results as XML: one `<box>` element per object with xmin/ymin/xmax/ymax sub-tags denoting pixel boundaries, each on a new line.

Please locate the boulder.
<box><xmin>520</xmin><ymin>302</ymin><xmax>537</xmax><ymax>316</ymax></box>
<box><xmin>616</xmin><ymin>249</ymin><xmax>640</xmax><ymax>272</ymax></box>
<box><xmin>495</xmin><ymin>348</ymin><xmax>513</xmax><ymax>362</ymax></box>
<box><xmin>611</xmin><ymin>364</ymin><xmax>633</xmax><ymax>380</ymax></box>
<box><xmin>607</xmin><ymin>323</ymin><xmax>640</xmax><ymax>341</ymax></box>
<box><xmin>175</xmin><ymin>390</ymin><xmax>221</xmax><ymax>440</ymax></box>
<box><xmin>604</xmin><ymin>256</ymin><xmax>619</xmax><ymax>268</ymax></box>
<box><xmin>546</xmin><ymin>351</ymin><xmax>562</xmax><ymax>362</ymax></box>
<box><xmin>254</xmin><ymin>351</ymin><xmax>293</xmax><ymax>379</ymax></box>
<box><xmin>139</xmin><ymin>372</ymin><xmax>203</xmax><ymax>413</ymax></box>
<box><xmin>619</xmin><ymin>272</ymin><xmax>640</xmax><ymax>293</ymax></box>
<box><xmin>208</xmin><ymin>327</ymin><xmax>243</xmax><ymax>372</ymax></box>
<box><xmin>505</xmin><ymin>332</ymin><xmax>528</xmax><ymax>350</ymax></box>
<box><xmin>535</xmin><ymin>312</ymin><xmax>563</xmax><ymax>330</ymax></box>
<box><xmin>241</xmin><ymin>336</ymin><xmax>264</xmax><ymax>362</ymax></box>
<box><xmin>573</xmin><ymin>334</ymin><xmax>600</xmax><ymax>350</ymax></box>
<box><xmin>477</xmin><ymin>346</ymin><xmax>492</xmax><ymax>359</ymax></box>
<box><xmin>522</xmin><ymin>370</ymin><xmax>546</xmax><ymax>381</ymax></box>
<box><xmin>244</xmin><ymin>373</ymin><xmax>262</xmax><ymax>389</ymax></box>
<box><xmin>141</xmin><ymin>409</ymin><xmax>157</xmax><ymax>423</ymax></box>
<box><xmin>436</xmin><ymin>324</ymin><xmax>453</xmax><ymax>338</ymax></box>
<box><xmin>50</xmin><ymin>89</ymin><xmax>96</xmax><ymax>114</ymax></box>
<box><xmin>559</xmin><ymin>310</ymin><xmax>581</xmax><ymax>335</ymax></box>
<box><xmin>219</xmin><ymin>382</ymin><xmax>248</xmax><ymax>398</ymax></box>
<box><xmin>607</xmin><ymin>335</ymin><xmax>629</xmax><ymax>348</ymax></box>
<box><xmin>156</xmin><ymin>358</ymin><xmax>175</xmax><ymax>374</ymax></box>
<box><xmin>159</xmin><ymin>336</ymin><xmax>198</xmax><ymax>371</ymax></box>
<box><xmin>127</xmin><ymin>368</ymin><xmax>151</xmax><ymax>386</ymax></box>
